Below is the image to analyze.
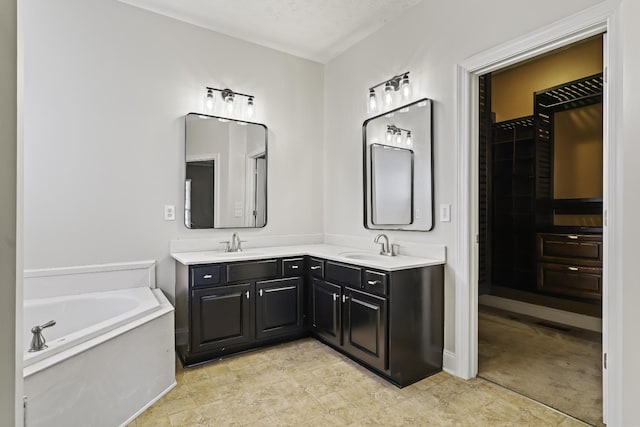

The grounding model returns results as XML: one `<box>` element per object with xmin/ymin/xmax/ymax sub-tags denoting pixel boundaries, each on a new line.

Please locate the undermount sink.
<box><xmin>340</xmin><ymin>252</ymin><xmax>387</xmax><ymax>261</ymax></box>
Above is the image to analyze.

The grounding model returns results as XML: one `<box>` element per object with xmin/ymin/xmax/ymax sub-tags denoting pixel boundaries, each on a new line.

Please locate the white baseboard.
<box><xmin>479</xmin><ymin>295</ymin><xmax>602</xmax><ymax>332</ymax></box>
<box><xmin>442</xmin><ymin>349</ymin><xmax>456</xmax><ymax>375</ymax></box>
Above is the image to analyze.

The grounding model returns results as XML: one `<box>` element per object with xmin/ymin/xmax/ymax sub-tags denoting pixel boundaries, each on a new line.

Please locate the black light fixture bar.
<box><xmin>205</xmin><ymin>87</ymin><xmax>255</xmax><ymax>99</ymax></box>
<box><xmin>369</xmin><ymin>71</ymin><xmax>410</xmax><ymax>91</ymax></box>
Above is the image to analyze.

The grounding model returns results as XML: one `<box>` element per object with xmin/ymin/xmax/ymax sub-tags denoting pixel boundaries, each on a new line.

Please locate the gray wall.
<box><xmin>0</xmin><ymin>0</ymin><xmax>18</xmax><ymax>424</ymax></box>
<box><xmin>23</xmin><ymin>0</ymin><xmax>325</xmax><ymax>303</ymax></box>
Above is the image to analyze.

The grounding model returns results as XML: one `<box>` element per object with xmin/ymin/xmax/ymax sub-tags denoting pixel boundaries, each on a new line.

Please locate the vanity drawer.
<box><xmin>227</xmin><ymin>260</ymin><xmax>278</xmax><ymax>283</ymax></box>
<box><xmin>325</xmin><ymin>261</ymin><xmax>361</xmax><ymax>288</ymax></box>
<box><xmin>537</xmin><ymin>262</ymin><xmax>602</xmax><ymax>301</ymax></box>
<box><xmin>309</xmin><ymin>258</ymin><xmax>324</xmax><ymax>278</ymax></box>
<box><xmin>282</xmin><ymin>258</ymin><xmax>305</xmax><ymax>277</ymax></box>
<box><xmin>537</xmin><ymin>233</ymin><xmax>602</xmax><ymax>265</ymax></box>
<box><xmin>191</xmin><ymin>265</ymin><xmax>221</xmax><ymax>288</ymax></box>
<box><xmin>363</xmin><ymin>270</ymin><xmax>388</xmax><ymax>296</ymax></box>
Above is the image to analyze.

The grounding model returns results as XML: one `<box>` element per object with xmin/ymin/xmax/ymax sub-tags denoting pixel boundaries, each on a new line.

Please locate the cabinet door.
<box><xmin>190</xmin><ymin>284</ymin><xmax>253</xmax><ymax>353</ymax></box>
<box><xmin>342</xmin><ymin>287</ymin><xmax>387</xmax><ymax>372</ymax></box>
<box><xmin>256</xmin><ymin>278</ymin><xmax>303</xmax><ymax>339</ymax></box>
<box><xmin>311</xmin><ymin>279</ymin><xmax>341</xmax><ymax>347</ymax></box>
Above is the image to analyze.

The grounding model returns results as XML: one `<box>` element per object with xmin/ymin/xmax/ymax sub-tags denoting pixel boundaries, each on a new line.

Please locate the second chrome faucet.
<box><xmin>374</xmin><ymin>234</ymin><xmax>398</xmax><ymax>257</ymax></box>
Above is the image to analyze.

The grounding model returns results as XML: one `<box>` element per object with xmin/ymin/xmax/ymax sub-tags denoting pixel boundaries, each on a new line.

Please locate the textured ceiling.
<box><xmin>118</xmin><ymin>0</ymin><xmax>424</xmax><ymax>63</ymax></box>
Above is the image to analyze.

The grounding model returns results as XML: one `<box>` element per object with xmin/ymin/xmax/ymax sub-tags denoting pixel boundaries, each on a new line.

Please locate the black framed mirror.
<box><xmin>185</xmin><ymin>113</ymin><xmax>267</xmax><ymax>229</ymax></box>
<box><xmin>363</xmin><ymin>98</ymin><xmax>433</xmax><ymax>231</ymax></box>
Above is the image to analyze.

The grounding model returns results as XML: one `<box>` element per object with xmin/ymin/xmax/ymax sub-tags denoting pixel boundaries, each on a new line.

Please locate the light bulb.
<box><xmin>386</xmin><ymin>127</ymin><xmax>393</xmax><ymax>142</ymax></box>
<box><xmin>224</xmin><ymin>92</ymin><xmax>234</xmax><ymax>114</ymax></box>
<box><xmin>246</xmin><ymin>96</ymin><xmax>255</xmax><ymax>119</ymax></box>
<box><xmin>205</xmin><ymin>89</ymin><xmax>214</xmax><ymax>112</ymax></box>
<box><xmin>401</xmin><ymin>74</ymin><xmax>411</xmax><ymax>99</ymax></box>
<box><xmin>395</xmin><ymin>131</ymin><xmax>402</xmax><ymax>145</ymax></box>
<box><xmin>368</xmin><ymin>88</ymin><xmax>377</xmax><ymax>113</ymax></box>
<box><xmin>384</xmin><ymin>82</ymin><xmax>394</xmax><ymax>108</ymax></box>
<box><xmin>406</xmin><ymin>131</ymin><xmax>412</xmax><ymax>146</ymax></box>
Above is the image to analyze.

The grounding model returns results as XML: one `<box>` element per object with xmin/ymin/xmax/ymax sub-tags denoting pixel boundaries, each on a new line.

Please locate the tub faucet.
<box><xmin>29</xmin><ymin>320</ymin><xmax>56</xmax><ymax>352</ymax></box>
<box><xmin>374</xmin><ymin>234</ymin><xmax>399</xmax><ymax>257</ymax></box>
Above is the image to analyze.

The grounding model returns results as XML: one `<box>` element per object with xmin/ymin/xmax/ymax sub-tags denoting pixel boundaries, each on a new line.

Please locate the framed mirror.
<box><xmin>363</xmin><ymin>98</ymin><xmax>433</xmax><ymax>231</ymax></box>
<box><xmin>184</xmin><ymin>113</ymin><xmax>267</xmax><ymax>229</ymax></box>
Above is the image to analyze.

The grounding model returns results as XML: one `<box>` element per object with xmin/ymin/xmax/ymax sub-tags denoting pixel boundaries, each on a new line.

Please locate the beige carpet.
<box><xmin>479</xmin><ymin>306</ymin><xmax>603</xmax><ymax>426</ymax></box>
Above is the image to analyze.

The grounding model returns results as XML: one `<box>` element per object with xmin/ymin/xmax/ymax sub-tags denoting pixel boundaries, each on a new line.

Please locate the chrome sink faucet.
<box><xmin>222</xmin><ymin>232</ymin><xmax>246</xmax><ymax>252</ymax></box>
<box><xmin>374</xmin><ymin>234</ymin><xmax>398</xmax><ymax>257</ymax></box>
<box><xmin>29</xmin><ymin>320</ymin><xmax>56</xmax><ymax>352</ymax></box>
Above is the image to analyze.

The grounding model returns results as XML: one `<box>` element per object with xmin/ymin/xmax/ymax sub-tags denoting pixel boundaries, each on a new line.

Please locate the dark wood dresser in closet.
<box><xmin>536</xmin><ymin>232</ymin><xmax>602</xmax><ymax>301</ymax></box>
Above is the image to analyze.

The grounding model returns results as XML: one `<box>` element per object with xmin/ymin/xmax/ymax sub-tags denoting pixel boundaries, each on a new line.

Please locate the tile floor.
<box><xmin>478</xmin><ymin>307</ymin><xmax>602</xmax><ymax>426</ymax></box>
<box><xmin>129</xmin><ymin>338</ymin><xmax>587</xmax><ymax>426</ymax></box>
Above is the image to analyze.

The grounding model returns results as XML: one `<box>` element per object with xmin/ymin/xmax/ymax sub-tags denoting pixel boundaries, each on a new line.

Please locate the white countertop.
<box><xmin>171</xmin><ymin>244</ymin><xmax>445</xmax><ymax>271</ymax></box>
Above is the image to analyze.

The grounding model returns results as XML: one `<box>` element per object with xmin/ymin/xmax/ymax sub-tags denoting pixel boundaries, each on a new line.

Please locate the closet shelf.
<box><xmin>535</xmin><ymin>73</ymin><xmax>603</xmax><ymax>111</ymax></box>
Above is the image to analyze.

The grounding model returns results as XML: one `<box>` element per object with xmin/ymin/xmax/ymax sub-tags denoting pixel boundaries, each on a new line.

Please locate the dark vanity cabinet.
<box><xmin>178</xmin><ymin>253</ymin><xmax>444</xmax><ymax>387</ymax></box>
<box><xmin>310</xmin><ymin>259</ymin><xmax>442</xmax><ymax>387</ymax></box>
<box><xmin>181</xmin><ymin>258</ymin><xmax>305</xmax><ymax>366</ymax></box>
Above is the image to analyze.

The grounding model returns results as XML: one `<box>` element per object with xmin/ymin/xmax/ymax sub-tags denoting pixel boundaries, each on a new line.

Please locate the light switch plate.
<box><xmin>164</xmin><ymin>205</ymin><xmax>175</xmax><ymax>221</ymax></box>
<box><xmin>439</xmin><ymin>204</ymin><xmax>451</xmax><ymax>222</ymax></box>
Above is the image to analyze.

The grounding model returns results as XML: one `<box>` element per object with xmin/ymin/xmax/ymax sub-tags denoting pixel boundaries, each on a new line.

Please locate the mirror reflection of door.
<box><xmin>254</xmin><ymin>155</ymin><xmax>266</xmax><ymax>227</ymax></box>
<box><xmin>185</xmin><ymin>160</ymin><xmax>214</xmax><ymax>228</ymax></box>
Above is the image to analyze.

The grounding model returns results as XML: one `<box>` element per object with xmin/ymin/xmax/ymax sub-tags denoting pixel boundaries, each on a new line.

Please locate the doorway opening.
<box><xmin>477</xmin><ymin>35</ymin><xmax>604</xmax><ymax>426</ymax></box>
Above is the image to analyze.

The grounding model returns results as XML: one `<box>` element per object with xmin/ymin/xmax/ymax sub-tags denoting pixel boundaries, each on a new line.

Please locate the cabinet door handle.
<box><xmin>568</xmin><ymin>266</ymin><xmax>580</xmax><ymax>271</ymax></box>
<box><xmin>311</xmin><ymin>266</ymin><xmax>321</xmax><ymax>270</ymax></box>
<box><xmin>567</xmin><ymin>235</ymin><xmax>579</xmax><ymax>240</ymax></box>
<box><xmin>367</xmin><ymin>280</ymin><xmax>380</xmax><ymax>285</ymax></box>
<box><xmin>245</xmin><ymin>291</ymin><xmax>250</xmax><ymax>299</ymax></box>
<box><xmin>291</xmin><ymin>265</ymin><xmax>299</xmax><ymax>270</ymax></box>
<box><xmin>332</xmin><ymin>293</ymin><xmax>338</xmax><ymax>301</ymax></box>
<box><xmin>342</xmin><ymin>295</ymin><xmax>349</xmax><ymax>303</ymax></box>
<box><xmin>203</xmin><ymin>274</ymin><xmax>213</xmax><ymax>279</ymax></box>
<box><xmin>266</xmin><ymin>286</ymin><xmax>296</xmax><ymax>293</ymax></box>
<box><xmin>259</xmin><ymin>289</ymin><xmax>263</xmax><ymax>297</ymax></box>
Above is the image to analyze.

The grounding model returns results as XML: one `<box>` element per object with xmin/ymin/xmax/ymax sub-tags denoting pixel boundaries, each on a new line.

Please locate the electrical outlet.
<box><xmin>164</xmin><ymin>205</ymin><xmax>175</xmax><ymax>221</ymax></box>
<box><xmin>439</xmin><ymin>204</ymin><xmax>451</xmax><ymax>222</ymax></box>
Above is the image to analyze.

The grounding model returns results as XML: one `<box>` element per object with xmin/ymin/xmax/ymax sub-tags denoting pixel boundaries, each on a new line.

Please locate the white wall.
<box><xmin>0</xmin><ymin>0</ymin><xmax>19</xmax><ymax>424</ymax></box>
<box><xmin>23</xmin><ymin>0</ymin><xmax>325</xmax><ymax>303</ymax></box>
<box><xmin>323</xmin><ymin>0</ymin><xmax>605</xmax><ymax>357</ymax></box>
<box><xmin>619</xmin><ymin>1</ymin><xmax>640</xmax><ymax>423</ymax></box>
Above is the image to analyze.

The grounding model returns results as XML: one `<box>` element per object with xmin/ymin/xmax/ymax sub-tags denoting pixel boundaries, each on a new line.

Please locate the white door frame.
<box><xmin>454</xmin><ymin>1</ymin><xmax>622</xmax><ymax>424</ymax></box>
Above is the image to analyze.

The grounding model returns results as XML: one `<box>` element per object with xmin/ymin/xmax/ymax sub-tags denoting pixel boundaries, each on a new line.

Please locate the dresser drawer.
<box><xmin>191</xmin><ymin>265</ymin><xmax>221</xmax><ymax>288</ymax></box>
<box><xmin>325</xmin><ymin>261</ymin><xmax>361</xmax><ymax>288</ymax></box>
<box><xmin>282</xmin><ymin>258</ymin><xmax>304</xmax><ymax>277</ymax></box>
<box><xmin>363</xmin><ymin>270</ymin><xmax>388</xmax><ymax>296</ymax></box>
<box><xmin>537</xmin><ymin>262</ymin><xmax>602</xmax><ymax>301</ymax></box>
<box><xmin>537</xmin><ymin>233</ymin><xmax>602</xmax><ymax>265</ymax></box>
<box><xmin>308</xmin><ymin>257</ymin><xmax>324</xmax><ymax>278</ymax></box>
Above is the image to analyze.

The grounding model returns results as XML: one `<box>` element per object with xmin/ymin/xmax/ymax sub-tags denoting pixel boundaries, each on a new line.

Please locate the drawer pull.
<box><xmin>245</xmin><ymin>291</ymin><xmax>250</xmax><ymax>299</ymax></box>
<box><xmin>568</xmin><ymin>266</ymin><xmax>580</xmax><ymax>271</ymax></box>
<box><xmin>259</xmin><ymin>289</ymin><xmax>263</xmax><ymax>297</ymax></box>
<box><xmin>367</xmin><ymin>280</ymin><xmax>381</xmax><ymax>286</ymax></box>
<box><xmin>310</xmin><ymin>266</ymin><xmax>321</xmax><ymax>270</ymax></box>
<box><xmin>567</xmin><ymin>235</ymin><xmax>579</xmax><ymax>240</ymax></box>
<box><xmin>342</xmin><ymin>295</ymin><xmax>349</xmax><ymax>303</ymax></box>
<box><xmin>265</xmin><ymin>286</ymin><xmax>296</xmax><ymax>293</ymax></box>
<box><xmin>333</xmin><ymin>293</ymin><xmax>338</xmax><ymax>301</ymax></box>
<box><xmin>290</xmin><ymin>265</ymin><xmax>299</xmax><ymax>270</ymax></box>
<box><xmin>202</xmin><ymin>274</ymin><xmax>213</xmax><ymax>279</ymax></box>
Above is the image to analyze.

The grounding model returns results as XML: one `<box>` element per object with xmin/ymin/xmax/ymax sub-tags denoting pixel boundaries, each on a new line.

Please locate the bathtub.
<box><xmin>23</xmin><ymin>261</ymin><xmax>175</xmax><ymax>427</ymax></box>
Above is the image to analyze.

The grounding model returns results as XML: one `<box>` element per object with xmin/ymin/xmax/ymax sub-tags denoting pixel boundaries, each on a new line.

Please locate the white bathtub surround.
<box><xmin>23</xmin><ymin>260</ymin><xmax>156</xmax><ymax>299</ymax></box>
<box><xmin>22</xmin><ymin>261</ymin><xmax>175</xmax><ymax>427</ymax></box>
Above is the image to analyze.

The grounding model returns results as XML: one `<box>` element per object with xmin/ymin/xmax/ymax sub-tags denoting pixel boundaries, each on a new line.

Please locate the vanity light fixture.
<box><xmin>367</xmin><ymin>71</ymin><xmax>411</xmax><ymax>114</ymax></box>
<box><xmin>204</xmin><ymin>86</ymin><xmax>257</xmax><ymax>120</ymax></box>
<box><xmin>386</xmin><ymin>125</ymin><xmax>412</xmax><ymax>146</ymax></box>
